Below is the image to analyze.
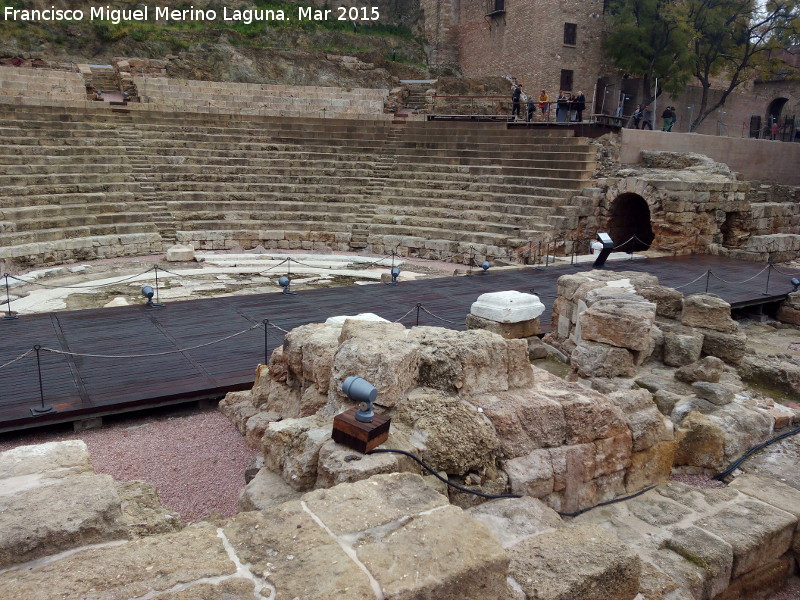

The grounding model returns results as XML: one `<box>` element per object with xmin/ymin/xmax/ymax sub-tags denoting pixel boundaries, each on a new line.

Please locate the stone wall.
<box><xmin>453</xmin><ymin>0</ymin><xmax>610</xmax><ymax>100</ymax></box>
<box><xmin>0</xmin><ymin>66</ymin><xmax>86</xmax><ymax>103</ymax></box>
<box><xmin>0</xmin><ymin>233</ymin><xmax>164</xmax><ymax>268</ymax></box>
<box><xmin>620</xmin><ymin>128</ymin><xmax>800</xmax><ymax>186</ymax></box>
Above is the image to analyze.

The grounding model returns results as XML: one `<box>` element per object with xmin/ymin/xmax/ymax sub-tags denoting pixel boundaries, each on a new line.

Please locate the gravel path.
<box><xmin>0</xmin><ymin>406</ymin><xmax>256</xmax><ymax>522</ymax></box>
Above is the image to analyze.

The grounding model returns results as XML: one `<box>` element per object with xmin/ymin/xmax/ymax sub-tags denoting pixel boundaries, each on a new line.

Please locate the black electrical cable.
<box><xmin>366</xmin><ymin>448</ymin><xmax>658</xmax><ymax>517</ymax></box>
<box><xmin>714</xmin><ymin>424</ymin><xmax>800</xmax><ymax>481</ymax></box>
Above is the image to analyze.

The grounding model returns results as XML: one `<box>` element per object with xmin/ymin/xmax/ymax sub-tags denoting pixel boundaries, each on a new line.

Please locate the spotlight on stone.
<box><xmin>141</xmin><ymin>285</ymin><xmax>164</xmax><ymax>308</ymax></box>
<box><xmin>388</xmin><ymin>265</ymin><xmax>400</xmax><ymax>285</ymax></box>
<box><xmin>592</xmin><ymin>232</ymin><xmax>614</xmax><ymax>269</ymax></box>
<box><xmin>792</xmin><ymin>277</ymin><xmax>800</xmax><ymax>292</ymax></box>
<box><xmin>332</xmin><ymin>376</ymin><xmax>391</xmax><ymax>453</ymax></box>
<box><xmin>481</xmin><ymin>261</ymin><xmax>491</xmax><ymax>274</ymax></box>
<box><xmin>278</xmin><ymin>275</ymin><xmax>296</xmax><ymax>295</ymax></box>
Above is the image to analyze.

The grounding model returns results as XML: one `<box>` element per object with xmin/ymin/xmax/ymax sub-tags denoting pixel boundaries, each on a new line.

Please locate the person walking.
<box><xmin>641</xmin><ymin>105</ymin><xmax>653</xmax><ymax>130</ymax></box>
<box><xmin>575</xmin><ymin>91</ymin><xmax>586</xmax><ymax>122</ymax></box>
<box><xmin>511</xmin><ymin>84</ymin><xmax>522</xmax><ymax>120</ymax></box>
<box><xmin>661</xmin><ymin>106</ymin><xmax>673</xmax><ymax>131</ymax></box>
<box><xmin>632</xmin><ymin>104</ymin><xmax>642</xmax><ymax>129</ymax></box>
<box><xmin>667</xmin><ymin>106</ymin><xmax>676</xmax><ymax>132</ymax></box>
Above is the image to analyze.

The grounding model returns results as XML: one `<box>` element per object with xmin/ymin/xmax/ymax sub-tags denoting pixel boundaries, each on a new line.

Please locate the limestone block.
<box><xmin>315</xmin><ymin>438</ymin><xmax>400</xmax><ymax>488</ymax></box>
<box><xmin>217</xmin><ymin>390</ymin><xmax>257</xmax><ymax>435</ymax></box>
<box><xmin>410</xmin><ymin>327</ymin><xmax>533</xmax><ymax>395</ymax></box>
<box><xmin>675</xmin><ymin>356</ymin><xmax>725</xmax><ymax>383</ymax></box>
<box><xmin>624</xmin><ymin>441</ymin><xmax>677</xmax><ymax>492</ymax></box>
<box><xmin>571</xmin><ymin>340</ymin><xmax>636</xmax><ymax>378</ymax></box>
<box><xmin>116</xmin><ymin>480</ymin><xmax>184</xmax><ymax>538</ymax></box>
<box><xmin>579</xmin><ymin>299</ymin><xmax>656</xmax><ymax>351</ymax></box>
<box><xmin>356</xmin><ymin>504</ymin><xmax>509</xmax><ymax>600</ymax></box>
<box><xmin>0</xmin><ymin>470</ymin><xmax>128</xmax><ymax>569</ymax></box>
<box><xmin>700</xmin><ymin>329</ymin><xmax>747</xmax><ymax>364</ymax></box>
<box><xmin>474</xmin><ymin>389</ymin><xmax>566</xmax><ymax>458</ymax></box>
<box><xmin>394</xmin><ymin>390</ymin><xmax>500</xmax><ymax>476</ymax></box>
<box><xmin>237</xmin><ymin>468</ymin><xmax>302</xmax><ymax>512</ymax></box>
<box><xmin>0</xmin><ymin>440</ymin><xmax>92</xmax><ymax>478</ymax></box>
<box><xmin>261</xmin><ymin>415</ymin><xmax>331</xmax><ymax>491</ymax></box>
<box><xmin>508</xmin><ymin>523</ymin><xmax>641</xmax><ymax>600</ymax></box>
<box><xmin>692</xmin><ymin>382</ymin><xmax>735</xmax><ymax>406</ymax></box>
<box><xmin>470</xmin><ymin>290</ymin><xmax>545</xmax><ymax>323</ymax></box>
<box><xmin>707</xmin><ymin>404</ymin><xmax>772</xmax><ymax>463</ymax></box>
<box><xmin>505</xmin><ymin>449</ymin><xmax>555</xmax><ymax>498</ymax></box>
<box><xmin>165</xmin><ymin>243</ymin><xmax>195</xmax><ymax>262</ymax></box>
<box><xmin>695</xmin><ymin>497</ymin><xmax>796</xmax><ymax>579</ymax></box>
<box><xmin>324</xmin><ymin>312</ymin><xmax>388</xmax><ymax>325</ymax></box>
<box><xmin>638</xmin><ymin>285</ymin><xmax>684</xmax><ymax>319</ymax></box>
<box><xmin>663</xmin><ymin>331</ymin><xmax>704</xmax><ymax>367</ymax></box>
<box><xmin>244</xmin><ymin>410</ymin><xmax>280</xmax><ymax>448</ymax></box>
<box><xmin>528</xmin><ymin>336</ymin><xmax>549</xmax><ymax>360</ymax></box>
<box><xmin>467</xmin><ymin>496</ymin><xmax>563</xmax><ymax>549</ymax></box>
<box><xmin>674</xmin><ymin>412</ymin><xmax>726</xmax><ymax>469</ymax></box>
<box><xmin>664</xmin><ymin>525</ymin><xmax>733</xmax><ymax>599</ymax></box>
<box><xmin>654</xmin><ymin>389</ymin><xmax>686</xmax><ymax>416</ymax></box>
<box><xmin>776</xmin><ymin>303</ymin><xmax>800</xmax><ymax>326</ymax></box>
<box><xmin>0</xmin><ymin>523</ymin><xmax>235</xmax><ymax>600</ymax></box>
<box><xmin>671</xmin><ymin>397</ymin><xmax>718</xmax><ymax>424</ymax></box>
<box><xmin>466</xmin><ymin>312</ymin><xmax>540</xmax><ymax>338</ymax></box>
<box><xmin>719</xmin><ymin>557</ymin><xmax>793</xmax><ymax>600</ymax></box>
<box><xmin>680</xmin><ymin>294</ymin><xmax>738</xmax><ymax>333</ymax></box>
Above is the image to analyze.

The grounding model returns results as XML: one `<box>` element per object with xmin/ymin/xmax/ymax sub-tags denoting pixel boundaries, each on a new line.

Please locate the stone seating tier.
<box><xmin>0</xmin><ymin>103</ymin><xmax>598</xmax><ymax>266</ymax></box>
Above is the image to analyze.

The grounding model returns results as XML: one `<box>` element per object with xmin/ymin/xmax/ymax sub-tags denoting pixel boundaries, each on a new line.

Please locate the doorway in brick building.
<box><xmin>608</xmin><ymin>193</ymin><xmax>654</xmax><ymax>251</ymax></box>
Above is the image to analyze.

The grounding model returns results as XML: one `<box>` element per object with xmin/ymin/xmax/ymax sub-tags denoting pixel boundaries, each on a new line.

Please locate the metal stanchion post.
<box><xmin>763</xmin><ymin>263</ymin><xmax>772</xmax><ymax>296</ymax></box>
<box><xmin>31</xmin><ymin>345</ymin><xmax>55</xmax><ymax>415</ymax></box>
<box><xmin>415</xmin><ymin>303</ymin><xmax>421</xmax><ymax>326</ymax></box>
<box><xmin>263</xmin><ymin>319</ymin><xmax>269</xmax><ymax>364</ymax></box>
<box><xmin>705</xmin><ymin>270</ymin><xmax>711</xmax><ymax>293</ymax></box>
<box><xmin>3</xmin><ymin>274</ymin><xmax>17</xmax><ymax>320</ymax></box>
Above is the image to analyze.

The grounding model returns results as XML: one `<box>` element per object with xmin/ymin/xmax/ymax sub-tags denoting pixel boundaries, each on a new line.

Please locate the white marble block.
<box><xmin>470</xmin><ymin>291</ymin><xmax>545</xmax><ymax>323</ymax></box>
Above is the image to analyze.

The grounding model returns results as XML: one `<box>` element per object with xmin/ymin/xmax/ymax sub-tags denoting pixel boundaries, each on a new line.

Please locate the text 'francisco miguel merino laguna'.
<box><xmin>3</xmin><ymin>5</ymin><xmax>381</xmax><ymax>25</ymax></box>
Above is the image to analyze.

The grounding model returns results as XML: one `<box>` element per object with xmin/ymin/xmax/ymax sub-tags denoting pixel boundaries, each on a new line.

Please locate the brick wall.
<box><xmin>454</xmin><ymin>0</ymin><xmax>610</xmax><ymax>104</ymax></box>
<box><xmin>420</xmin><ymin>0</ymin><xmax>460</xmax><ymax>68</ymax></box>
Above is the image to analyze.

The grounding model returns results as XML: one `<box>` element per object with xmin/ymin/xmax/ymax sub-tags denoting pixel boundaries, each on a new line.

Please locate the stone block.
<box><xmin>680</xmin><ymin>294</ymin><xmax>738</xmax><ymax>333</ymax></box>
<box><xmin>700</xmin><ymin>329</ymin><xmax>747</xmax><ymax>364</ymax></box>
<box><xmin>237</xmin><ymin>468</ymin><xmax>302</xmax><ymax>512</ymax></box>
<box><xmin>664</xmin><ymin>525</ymin><xmax>733</xmax><ymax>599</ymax></box>
<box><xmin>675</xmin><ymin>356</ymin><xmax>725</xmax><ymax>383</ymax></box>
<box><xmin>469</xmin><ymin>291</ymin><xmax>546</xmax><ymax>325</ymax></box>
<box><xmin>505</xmin><ymin>448</ymin><xmax>555</xmax><ymax>498</ymax></box>
<box><xmin>579</xmin><ymin>299</ymin><xmax>656</xmax><ymax>351</ymax></box>
<box><xmin>674</xmin><ymin>412</ymin><xmax>725</xmax><ymax>469</ymax></box>
<box><xmin>261</xmin><ymin>415</ymin><xmax>331</xmax><ymax>491</ymax></box>
<box><xmin>164</xmin><ymin>243</ymin><xmax>195</xmax><ymax>262</ymax></box>
<box><xmin>571</xmin><ymin>340</ymin><xmax>636</xmax><ymax>378</ymax></box>
<box><xmin>466</xmin><ymin>496</ymin><xmax>563</xmax><ymax>549</ymax></box>
<box><xmin>625</xmin><ymin>441</ymin><xmax>677</xmax><ymax>492</ymax></box>
<box><xmin>315</xmin><ymin>438</ymin><xmax>400</xmax><ymax>488</ymax></box>
<box><xmin>692</xmin><ymin>381</ymin><xmax>735</xmax><ymax>406</ymax></box>
<box><xmin>466</xmin><ymin>312</ymin><xmax>540</xmax><ymax>338</ymax></box>
<box><xmin>663</xmin><ymin>331</ymin><xmax>704</xmax><ymax>367</ymax></box>
<box><xmin>638</xmin><ymin>285</ymin><xmax>684</xmax><ymax>319</ymax></box>
<box><xmin>508</xmin><ymin>523</ymin><xmax>641</xmax><ymax>600</ymax></box>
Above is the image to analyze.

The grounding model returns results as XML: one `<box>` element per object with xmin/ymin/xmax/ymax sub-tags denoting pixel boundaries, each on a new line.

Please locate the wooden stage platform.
<box><xmin>0</xmin><ymin>254</ymin><xmax>795</xmax><ymax>432</ymax></box>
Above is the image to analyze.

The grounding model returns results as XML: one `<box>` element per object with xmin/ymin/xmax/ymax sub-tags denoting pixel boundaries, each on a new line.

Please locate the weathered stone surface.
<box><xmin>261</xmin><ymin>415</ymin><xmax>331</xmax><ymax>491</ymax></box>
<box><xmin>505</xmin><ymin>449</ymin><xmax>555</xmax><ymax>498</ymax></box>
<box><xmin>654</xmin><ymin>389</ymin><xmax>686</xmax><ymax>416</ymax></box>
<box><xmin>470</xmin><ymin>290</ymin><xmax>545</xmax><ymax>322</ymax></box>
<box><xmin>218</xmin><ymin>390</ymin><xmax>257</xmax><ymax>434</ymax></box>
<box><xmin>394</xmin><ymin>389</ymin><xmax>500</xmax><ymax>476</ymax></box>
<box><xmin>466</xmin><ymin>312</ymin><xmax>540</xmax><ymax>338</ymax></box>
<box><xmin>729</xmin><ymin>474</ymin><xmax>800</xmax><ymax>520</ymax></box>
<box><xmin>571</xmin><ymin>340</ymin><xmax>636</xmax><ymax>378</ymax></box>
<box><xmin>540</xmin><ymin>380</ymin><xmax>629</xmax><ymax>445</ymax></box>
<box><xmin>740</xmin><ymin>355</ymin><xmax>800</xmax><ymax>396</ymax></box>
<box><xmin>681</xmin><ymin>294</ymin><xmax>738</xmax><ymax>333</ymax></box>
<box><xmin>671</xmin><ymin>397</ymin><xmax>718</xmax><ymax>424</ymax></box>
<box><xmin>716</xmin><ymin>556</ymin><xmax>793</xmax><ymax>600</ymax></box>
<box><xmin>0</xmin><ymin>440</ymin><xmax>92</xmax><ymax>478</ymax></box>
<box><xmin>707</xmin><ymin>404</ymin><xmax>773</xmax><ymax>463</ymax></box>
<box><xmin>776</xmin><ymin>302</ymin><xmax>800</xmax><ymax>325</ymax></box>
<box><xmin>664</xmin><ymin>525</ymin><xmax>734</xmax><ymax>599</ymax></box>
<box><xmin>593</xmin><ymin>431</ymin><xmax>633</xmax><ymax>477</ymax></box>
<box><xmin>244</xmin><ymin>410</ymin><xmax>281</xmax><ymax>448</ymax></box>
<box><xmin>474</xmin><ymin>389</ymin><xmax>566</xmax><ymax>458</ymax></box>
<box><xmin>315</xmin><ymin>438</ymin><xmax>400</xmax><ymax>488</ymax></box>
<box><xmin>609</xmin><ymin>389</ymin><xmax>671</xmax><ymax>452</ymax></box>
<box><xmin>0</xmin><ymin>523</ymin><xmax>235</xmax><ymax>600</ymax></box>
<box><xmin>579</xmin><ymin>299</ymin><xmax>656</xmax><ymax>352</ymax></box>
<box><xmin>0</xmin><ymin>470</ymin><xmax>128</xmax><ymax>569</ymax></box>
<box><xmin>116</xmin><ymin>480</ymin><xmax>184</xmax><ymax>538</ymax></box>
<box><xmin>150</xmin><ymin>578</ymin><xmax>262</xmax><ymax>600</ymax></box>
<box><xmin>638</xmin><ymin>285</ymin><xmax>684</xmax><ymax>319</ymax></box>
<box><xmin>165</xmin><ymin>243</ymin><xmax>195</xmax><ymax>262</ymax></box>
<box><xmin>356</xmin><ymin>504</ymin><xmax>510</xmax><ymax>600</ymax></box>
<box><xmin>624</xmin><ymin>441</ymin><xmax>677</xmax><ymax>492</ymax></box>
<box><xmin>238</xmin><ymin>468</ymin><xmax>303</xmax><ymax>512</ymax></box>
<box><xmin>410</xmin><ymin>327</ymin><xmax>534</xmax><ymax>395</ymax></box>
<box><xmin>695</xmin><ymin>498</ymin><xmax>796</xmax><ymax>579</ymax></box>
<box><xmin>692</xmin><ymin>381</ymin><xmax>735</xmax><ymax>405</ymax></box>
<box><xmin>508</xmin><ymin>523</ymin><xmax>641</xmax><ymax>600</ymax></box>
<box><xmin>675</xmin><ymin>356</ymin><xmax>725</xmax><ymax>383</ymax></box>
<box><xmin>701</xmin><ymin>328</ymin><xmax>748</xmax><ymax>364</ymax></box>
<box><xmin>466</xmin><ymin>496</ymin><xmax>563</xmax><ymax>549</ymax></box>
<box><xmin>663</xmin><ymin>331</ymin><xmax>704</xmax><ymax>367</ymax></box>
<box><xmin>528</xmin><ymin>335</ymin><xmax>550</xmax><ymax>359</ymax></box>
<box><xmin>674</xmin><ymin>412</ymin><xmax>726</xmax><ymax>469</ymax></box>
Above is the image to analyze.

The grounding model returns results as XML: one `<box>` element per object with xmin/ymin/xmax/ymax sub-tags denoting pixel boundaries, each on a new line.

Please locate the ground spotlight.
<box><xmin>792</xmin><ymin>277</ymin><xmax>800</xmax><ymax>292</ymax></box>
<box><xmin>342</xmin><ymin>375</ymin><xmax>378</xmax><ymax>423</ymax></box>
<box><xmin>388</xmin><ymin>265</ymin><xmax>400</xmax><ymax>285</ymax></box>
<box><xmin>279</xmin><ymin>275</ymin><xmax>296</xmax><ymax>295</ymax></box>
<box><xmin>481</xmin><ymin>260</ymin><xmax>490</xmax><ymax>274</ymax></box>
<box><xmin>332</xmin><ymin>375</ymin><xmax>391</xmax><ymax>453</ymax></box>
<box><xmin>141</xmin><ymin>285</ymin><xmax>164</xmax><ymax>308</ymax></box>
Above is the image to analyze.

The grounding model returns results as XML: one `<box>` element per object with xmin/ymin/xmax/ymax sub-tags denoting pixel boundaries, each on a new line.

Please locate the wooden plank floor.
<box><xmin>0</xmin><ymin>254</ymin><xmax>796</xmax><ymax>432</ymax></box>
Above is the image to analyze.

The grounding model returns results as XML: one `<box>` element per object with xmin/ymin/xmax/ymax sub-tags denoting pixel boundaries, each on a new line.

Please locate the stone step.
<box><xmin>0</xmin><ymin>191</ymin><xmax>138</xmax><ymax>206</ymax></box>
<box><xmin>0</xmin><ymin>223</ymin><xmax>159</xmax><ymax>247</ymax></box>
<box><xmin>368</xmin><ymin>223</ymin><xmax>524</xmax><ymax>247</ymax></box>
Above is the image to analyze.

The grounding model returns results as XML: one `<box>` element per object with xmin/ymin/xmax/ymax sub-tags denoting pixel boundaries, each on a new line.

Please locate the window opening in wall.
<box><xmin>560</xmin><ymin>69</ymin><xmax>574</xmax><ymax>92</ymax></box>
<box><xmin>564</xmin><ymin>23</ymin><xmax>577</xmax><ymax>46</ymax></box>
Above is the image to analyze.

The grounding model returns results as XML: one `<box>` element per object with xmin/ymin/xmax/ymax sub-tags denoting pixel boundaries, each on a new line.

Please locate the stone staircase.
<box><xmin>84</xmin><ymin>65</ymin><xmax>119</xmax><ymax>94</ymax></box>
<box><xmin>401</xmin><ymin>80</ymin><xmax>436</xmax><ymax>112</ymax></box>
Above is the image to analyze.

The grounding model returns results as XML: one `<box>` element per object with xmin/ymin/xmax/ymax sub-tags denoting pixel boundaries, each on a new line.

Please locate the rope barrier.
<box><xmin>40</xmin><ymin>323</ymin><xmax>262</xmax><ymax>359</ymax></box>
<box><xmin>391</xmin><ymin>305</ymin><xmax>418</xmax><ymax>324</ymax></box>
<box><xmin>256</xmin><ymin>258</ymin><xmax>290</xmax><ymax>275</ymax></box>
<box><xmin>267</xmin><ymin>321</ymin><xmax>291</xmax><ymax>334</ymax></box>
<box><xmin>770</xmin><ymin>264</ymin><xmax>800</xmax><ymax>277</ymax></box>
<box><xmin>419</xmin><ymin>305</ymin><xmax>460</xmax><ymax>325</ymax></box>
<box><xmin>0</xmin><ymin>349</ymin><xmax>33</xmax><ymax>371</ymax></box>
<box><xmin>707</xmin><ymin>264</ymin><xmax>770</xmax><ymax>285</ymax></box>
<box><xmin>7</xmin><ymin>267</ymin><xmax>156</xmax><ymax>290</ymax></box>
<box><xmin>672</xmin><ymin>271</ymin><xmax>711</xmax><ymax>290</ymax></box>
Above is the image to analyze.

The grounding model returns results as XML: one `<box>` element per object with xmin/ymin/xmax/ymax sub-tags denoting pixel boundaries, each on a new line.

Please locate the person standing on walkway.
<box><xmin>526</xmin><ymin>93</ymin><xmax>536</xmax><ymax>122</ymax></box>
<box><xmin>632</xmin><ymin>104</ymin><xmax>642</xmax><ymax>128</ymax></box>
<box><xmin>641</xmin><ymin>105</ymin><xmax>653</xmax><ymax>130</ymax></box>
<box><xmin>667</xmin><ymin>106</ymin><xmax>676</xmax><ymax>131</ymax></box>
<box><xmin>662</xmin><ymin>106</ymin><xmax>673</xmax><ymax>131</ymax></box>
<box><xmin>538</xmin><ymin>90</ymin><xmax>550</xmax><ymax>121</ymax></box>
<box><xmin>511</xmin><ymin>84</ymin><xmax>522</xmax><ymax>120</ymax></box>
<box><xmin>575</xmin><ymin>91</ymin><xmax>586</xmax><ymax>122</ymax></box>
<box><xmin>556</xmin><ymin>92</ymin><xmax>568</xmax><ymax>123</ymax></box>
